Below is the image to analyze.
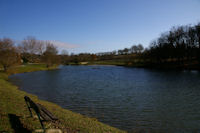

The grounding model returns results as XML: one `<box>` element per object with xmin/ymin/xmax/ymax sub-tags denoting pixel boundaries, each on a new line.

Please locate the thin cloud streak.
<box><xmin>46</xmin><ymin>40</ymin><xmax>79</xmax><ymax>49</ymax></box>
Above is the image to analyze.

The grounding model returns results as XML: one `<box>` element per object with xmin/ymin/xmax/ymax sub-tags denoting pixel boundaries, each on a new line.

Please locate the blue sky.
<box><xmin>0</xmin><ymin>0</ymin><xmax>200</xmax><ymax>53</ymax></box>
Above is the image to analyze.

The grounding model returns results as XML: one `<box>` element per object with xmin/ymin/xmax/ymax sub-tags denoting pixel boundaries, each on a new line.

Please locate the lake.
<box><xmin>9</xmin><ymin>65</ymin><xmax>200</xmax><ymax>132</ymax></box>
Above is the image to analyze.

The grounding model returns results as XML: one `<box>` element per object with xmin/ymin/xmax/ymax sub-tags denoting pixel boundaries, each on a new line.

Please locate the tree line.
<box><xmin>143</xmin><ymin>22</ymin><xmax>200</xmax><ymax>68</ymax></box>
<box><xmin>0</xmin><ymin>36</ymin><xmax>145</xmax><ymax>70</ymax></box>
<box><xmin>69</xmin><ymin>22</ymin><xmax>200</xmax><ymax>68</ymax></box>
<box><xmin>1</xmin><ymin>22</ymin><xmax>200</xmax><ymax>71</ymax></box>
<box><xmin>0</xmin><ymin>37</ymin><xmax>59</xmax><ymax>71</ymax></box>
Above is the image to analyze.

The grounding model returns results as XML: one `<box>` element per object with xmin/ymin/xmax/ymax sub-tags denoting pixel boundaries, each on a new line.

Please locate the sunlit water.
<box><xmin>9</xmin><ymin>66</ymin><xmax>200</xmax><ymax>132</ymax></box>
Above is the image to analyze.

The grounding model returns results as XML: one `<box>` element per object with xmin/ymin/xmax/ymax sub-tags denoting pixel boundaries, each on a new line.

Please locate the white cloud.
<box><xmin>46</xmin><ymin>40</ymin><xmax>79</xmax><ymax>50</ymax></box>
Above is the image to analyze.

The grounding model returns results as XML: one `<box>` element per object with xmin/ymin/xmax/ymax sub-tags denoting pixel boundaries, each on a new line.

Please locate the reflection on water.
<box><xmin>9</xmin><ymin>66</ymin><xmax>200</xmax><ymax>132</ymax></box>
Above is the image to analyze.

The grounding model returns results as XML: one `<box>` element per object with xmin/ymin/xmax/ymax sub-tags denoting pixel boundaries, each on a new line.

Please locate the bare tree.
<box><xmin>123</xmin><ymin>48</ymin><xmax>129</xmax><ymax>54</ymax></box>
<box><xmin>60</xmin><ymin>49</ymin><xmax>69</xmax><ymax>64</ymax></box>
<box><xmin>0</xmin><ymin>38</ymin><xmax>20</xmax><ymax>71</ymax></box>
<box><xmin>131</xmin><ymin>45</ymin><xmax>138</xmax><ymax>53</ymax></box>
<box><xmin>20</xmin><ymin>36</ymin><xmax>38</xmax><ymax>54</ymax></box>
<box><xmin>18</xmin><ymin>36</ymin><xmax>46</xmax><ymax>63</ymax></box>
<box><xmin>61</xmin><ymin>49</ymin><xmax>68</xmax><ymax>55</ymax></box>
<box><xmin>196</xmin><ymin>23</ymin><xmax>200</xmax><ymax>48</ymax></box>
<box><xmin>37</xmin><ymin>40</ymin><xmax>46</xmax><ymax>55</ymax></box>
<box><xmin>137</xmin><ymin>44</ymin><xmax>144</xmax><ymax>53</ymax></box>
<box><xmin>42</xmin><ymin>42</ymin><xmax>59</xmax><ymax>68</ymax></box>
<box><xmin>118</xmin><ymin>50</ymin><xmax>123</xmax><ymax>55</ymax></box>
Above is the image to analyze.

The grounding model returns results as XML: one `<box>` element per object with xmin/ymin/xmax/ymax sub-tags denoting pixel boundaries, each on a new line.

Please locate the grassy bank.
<box><xmin>88</xmin><ymin>61</ymin><xmax>125</xmax><ymax>66</ymax></box>
<box><xmin>0</xmin><ymin>64</ymin><xmax>126</xmax><ymax>133</ymax></box>
<box><xmin>86</xmin><ymin>60</ymin><xmax>200</xmax><ymax>70</ymax></box>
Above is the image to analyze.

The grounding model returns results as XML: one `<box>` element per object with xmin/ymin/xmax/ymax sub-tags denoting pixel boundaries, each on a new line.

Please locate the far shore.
<box><xmin>65</xmin><ymin>60</ymin><xmax>200</xmax><ymax>71</ymax></box>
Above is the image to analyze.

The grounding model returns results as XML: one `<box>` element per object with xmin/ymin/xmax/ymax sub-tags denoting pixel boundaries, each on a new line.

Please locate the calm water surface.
<box><xmin>9</xmin><ymin>66</ymin><xmax>200</xmax><ymax>132</ymax></box>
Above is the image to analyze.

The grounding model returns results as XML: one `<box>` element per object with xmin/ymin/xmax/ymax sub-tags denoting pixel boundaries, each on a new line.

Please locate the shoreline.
<box><xmin>66</xmin><ymin>62</ymin><xmax>200</xmax><ymax>71</ymax></box>
<box><xmin>0</xmin><ymin>64</ymin><xmax>126</xmax><ymax>133</ymax></box>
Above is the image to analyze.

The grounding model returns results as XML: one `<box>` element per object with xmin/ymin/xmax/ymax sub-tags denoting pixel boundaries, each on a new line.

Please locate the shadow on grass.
<box><xmin>8</xmin><ymin>114</ymin><xmax>31</xmax><ymax>133</ymax></box>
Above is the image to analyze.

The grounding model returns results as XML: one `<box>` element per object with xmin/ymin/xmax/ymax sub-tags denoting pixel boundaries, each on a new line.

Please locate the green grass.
<box><xmin>0</xmin><ymin>64</ymin><xmax>126</xmax><ymax>133</ymax></box>
<box><xmin>88</xmin><ymin>60</ymin><xmax>126</xmax><ymax>66</ymax></box>
<box><xmin>6</xmin><ymin>64</ymin><xmax>58</xmax><ymax>75</ymax></box>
